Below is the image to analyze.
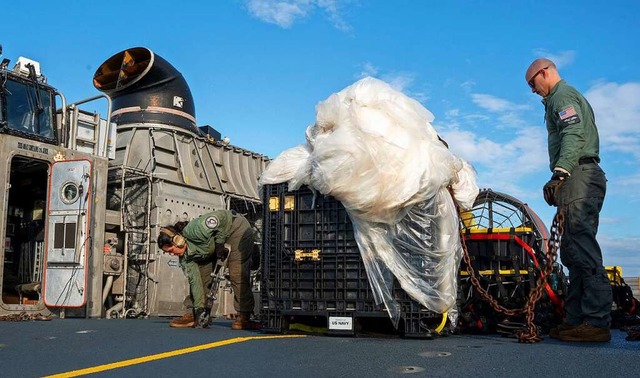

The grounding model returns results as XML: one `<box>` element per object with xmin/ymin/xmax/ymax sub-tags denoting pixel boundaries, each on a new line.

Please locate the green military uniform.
<box><xmin>180</xmin><ymin>210</ymin><xmax>256</xmax><ymax>313</ymax></box>
<box><xmin>543</xmin><ymin>80</ymin><xmax>612</xmax><ymax>329</ymax></box>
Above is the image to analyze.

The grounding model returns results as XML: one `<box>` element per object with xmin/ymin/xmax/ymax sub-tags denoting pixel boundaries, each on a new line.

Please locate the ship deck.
<box><xmin>1</xmin><ymin>317</ymin><xmax>638</xmax><ymax>377</ymax></box>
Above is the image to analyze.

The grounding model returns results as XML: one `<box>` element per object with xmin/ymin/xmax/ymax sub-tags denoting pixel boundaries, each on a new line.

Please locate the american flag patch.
<box><xmin>559</xmin><ymin>106</ymin><xmax>577</xmax><ymax>120</ymax></box>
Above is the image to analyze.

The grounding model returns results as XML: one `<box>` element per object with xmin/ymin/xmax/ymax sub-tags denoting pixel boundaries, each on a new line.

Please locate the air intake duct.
<box><xmin>93</xmin><ymin>47</ymin><xmax>197</xmax><ymax>133</ymax></box>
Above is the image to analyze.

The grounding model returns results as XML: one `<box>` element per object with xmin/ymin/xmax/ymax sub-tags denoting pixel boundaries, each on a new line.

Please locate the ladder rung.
<box><xmin>124</xmin><ymin>230</ymin><xmax>149</xmax><ymax>234</ymax></box>
<box><xmin>76</xmin><ymin>137</ymin><xmax>97</xmax><ymax>143</ymax></box>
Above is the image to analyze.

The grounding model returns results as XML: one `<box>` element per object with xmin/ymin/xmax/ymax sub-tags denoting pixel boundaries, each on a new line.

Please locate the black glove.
<box><xmin>543</xmin><ymin>170</ymin><xmax>569</xmax><ymax>206</ymax></box>
<box><xmin>193</xmin><ymin>307</ymin><xmax>209</xmax><ymax>328</ymax></box>
<box><xmin>214</xmin><ymin>243</ymin><xmax>230</xmax><ymax>260</ymax></box>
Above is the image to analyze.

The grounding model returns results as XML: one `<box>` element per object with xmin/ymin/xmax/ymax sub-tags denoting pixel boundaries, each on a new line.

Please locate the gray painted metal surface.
<box><xmin>113</xmin><ymin>124</ymin><xmax>268</xmax><ymax>200</ymax></box>
<box><xmin>0</xmin><ymin>133</ymin><xmax>108</xmax><ymax>318</ymax></box>
<box><xmin>43</xmin><ymin>160</ymin><xmax>93</xmax><ymax>308</ymax></box>
<box><xmin>107</xmin><ymin>122</ymin><xmax>268</xmax><ymax>317</ymax></box>
<box><xmin>0</xmin><ymin>318</ymin><xmax>637</xmax><ymax>377</ymax></box>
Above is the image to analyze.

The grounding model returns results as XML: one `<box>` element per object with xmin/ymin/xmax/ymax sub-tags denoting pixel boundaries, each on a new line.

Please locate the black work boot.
<box><xmin>559</xmin><ymin>323</ymin><xmax>611</xmax><ymax>342</ymax></box>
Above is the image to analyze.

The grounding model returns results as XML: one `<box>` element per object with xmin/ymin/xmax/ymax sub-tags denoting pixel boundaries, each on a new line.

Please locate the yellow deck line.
<box><xmin>43</xmin><ymin>334</ymin><xmax>306</xmax><ymax>377</ymax></box>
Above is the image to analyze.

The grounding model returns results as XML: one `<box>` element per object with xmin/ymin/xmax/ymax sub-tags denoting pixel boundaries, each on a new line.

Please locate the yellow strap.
<box><xmin>460</xmin><ymin>269</ymin><xmax>529</xmax><ymax>276</ymax></box>
<box><xmin>435</xmin><ymin>311</ymin><xmax>448</xmax><ymax>334</ymax></box>
<box><xmin>465</xmin><ymin>227</ymin><xmax>533</xmax><ymax>233</ymax></box>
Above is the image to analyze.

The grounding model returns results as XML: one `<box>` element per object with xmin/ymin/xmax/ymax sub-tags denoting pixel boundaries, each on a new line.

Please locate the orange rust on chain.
<box><xmin>458</xmin><ymin>200</ymin><xmax>565</xmax><ymax>343</ymax></box>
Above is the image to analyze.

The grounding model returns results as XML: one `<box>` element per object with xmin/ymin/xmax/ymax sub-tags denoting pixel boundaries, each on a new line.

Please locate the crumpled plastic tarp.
<box><xmin>259</xmin><ymin>77</ymin><xmax>479</xmax><ymax>327</ymax></box>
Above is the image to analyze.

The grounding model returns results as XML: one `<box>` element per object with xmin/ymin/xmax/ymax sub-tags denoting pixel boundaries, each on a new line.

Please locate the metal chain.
<box><xmin>460</xmin><ymin>208</ymin><xmax>565</xmax><ymax>343</ymax></box>
<box><xmin>626</xmin><ymin>325</ymin><xmax>640</xmax><ymax>341</ymax></box>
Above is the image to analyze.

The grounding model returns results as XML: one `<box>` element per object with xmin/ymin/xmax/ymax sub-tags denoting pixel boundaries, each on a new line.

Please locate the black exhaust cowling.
<box><xmin>93</xmin><ymin>47</ymin><xmax>198</xmax><ymax>133</ymax></box>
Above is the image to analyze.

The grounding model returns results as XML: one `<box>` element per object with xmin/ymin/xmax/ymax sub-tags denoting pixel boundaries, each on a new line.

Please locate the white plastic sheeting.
<box><xmin>259</xmin><ymin>77</ymin><xmax>479</xmax><ymax>326</ymax></box>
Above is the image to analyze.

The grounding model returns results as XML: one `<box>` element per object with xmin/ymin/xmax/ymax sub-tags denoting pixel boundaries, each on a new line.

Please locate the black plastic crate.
<box><xmin>264</xmin><ymin>183</ymin><xmax>358</xmax><ymax>253</ymax></box>
<box><xmin>261</xmin><ymin>183</ymin><xmax>441</xmax><ymax>338</ymax></box>
<box><xmin>263</xmin><ymin>307</ymin><xmax>442</xmax><ymax>339</ymax></box>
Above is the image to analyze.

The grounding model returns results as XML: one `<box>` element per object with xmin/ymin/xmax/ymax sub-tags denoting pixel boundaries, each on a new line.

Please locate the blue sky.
<box><xmin>3</xmin><ymin>1</ymin><xmax>639</xmax><ymax>275</ymax></box>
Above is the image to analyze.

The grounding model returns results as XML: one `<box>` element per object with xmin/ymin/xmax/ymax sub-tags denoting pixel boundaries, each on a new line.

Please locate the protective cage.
<box><xmin>260</xmin><ymin>183</ymin><xmax>443</xmax><ymax>338</ymax></box>
<box><xmin>458</xmin><ymin>189</ymin><xmax>566</xmax><ymax>334</ymax></box>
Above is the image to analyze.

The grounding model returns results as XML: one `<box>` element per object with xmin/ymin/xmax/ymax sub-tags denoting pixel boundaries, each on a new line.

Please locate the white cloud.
<box><xmin>445</xmin><ymin>108</ymin><xmax>460</xmax><ymax>118</ymax></box>
<box><xmin>439</xmin><ymin>128</ymin><xmax>501</xmax><ymax>165</ymax></box>
<box><xmin>383</xmin><ymin>72</ymin><xmax>415</xmax><ymax>93</ymax></box>
<box><xmin>585</xmin><ymin>81</ymin><xmax>640</xmax><ymax>159</ymax></box>
<box><xmin>600</xmin><ymin>217</ymin><xmax>624</xmax><ymax>225</ymax></box>
<box><xmin>462</xmin><ymin>113</ymin><xmax>490</xmax><ymax>124</ymax></box>
<box><xmin>532</xmin><ymin>49</ymin><xmax>576</xmax><ymax>68</ymax></box>
<box><xmin>599</xmin><ymin>235</ymin><xmax>640</xmax><ymax>276</ymax></box>
<box><xmin>438</xmin><ymin>123</ymin><xmax>548</xmax><ymax>198</ymax></box>
<box><xmin>355</xmin><ymin>65</ymin><xmax>429</xmax><ymax>103</ymax></box>
<box><xmin>356</xmin><ymin>62</ymin><xmax>378</xmax><ymax>78</ymax></box>
<box><xmin>618</xmin><ymin>172</ymin><xmax>640</xmax><ymax>187</ymax></box>
<box><xmin>316</xmin><ymin>0</ymin><xmax>352</xmax><ymax>31</ymax></box>
<box><xmin>609</xmin><ymin>171</ymin><xmax>640</xmax><ymax>201</ymax></box>
<box><xmin>471</xmin><ymin>94</ymin><xmax>510</xmax><ymax>112</ymax></box>
<box><xmin>470</xmin><ymin>94</ymin><xmax>531</xmax><ymax>129</ymax></box>
<box><xmin>471</xmin><ymin>94</ymin><xmax>528</xmax><ymax>113</ymax></box>
<box><xmin>245</xmin><ymin>0</ymin><xmax>352</xmax><ymax>30</ymax></box>
<box><xmin>460</xmin><ymin>80</ymin><xmax>476</xmax><ymax>92</ymax></box>
<box><xmin>496</xmin><ymin>112</ymin><xmax>530</xmax><ymax>129</ymax></box>
<box><xmin>382</xmin><ymin>72</ymin><xmax>429</xmax><ymax>103</ymax></box>
<box><xmin>437</xmin><ymin>91</ymin><xmax>548</xmax><ymax>199</ymax></box>
<box><xmin>245</xmin><ymin>0</ymin><xmax>311</xmax><ymax>28</ymax></box>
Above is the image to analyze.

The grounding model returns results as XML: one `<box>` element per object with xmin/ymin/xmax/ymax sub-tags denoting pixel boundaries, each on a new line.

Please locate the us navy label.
<box><xmin>329</xmin><ymin>316</ymin><xmax>353</xmax><ymax>330</ymax></box>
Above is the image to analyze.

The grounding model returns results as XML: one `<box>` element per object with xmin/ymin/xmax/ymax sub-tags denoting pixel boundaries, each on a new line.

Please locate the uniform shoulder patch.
<box><xmin>557</xmin><ymin>105</ymin><xmax>581</xmax><ymax>127</ymax></box>
<box><xmin>204</xmin><ymin>216</ymin><xmax>219</xmax><ymax>229</ymax></box>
